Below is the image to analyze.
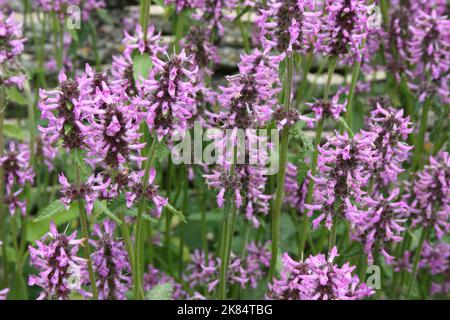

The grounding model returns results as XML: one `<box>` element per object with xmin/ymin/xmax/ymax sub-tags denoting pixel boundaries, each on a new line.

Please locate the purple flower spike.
<box><xmin>306</xmin><ymin>131</ymin><xmax>376</xmax><ymax>230</ymax></box>
<box><xmin>268</xmin><ymin>247</ymin><xmax>374</xmax><ymax>300</ymax></box>
<box><xmin>89</xmin><ymin>220</ymin><xmax>131</xmax><ymax>300</ymax></box>
<box><xmin>28</xmin><ymin>222</ymin><xmax>86</xmax><ymax>300</ymax></box>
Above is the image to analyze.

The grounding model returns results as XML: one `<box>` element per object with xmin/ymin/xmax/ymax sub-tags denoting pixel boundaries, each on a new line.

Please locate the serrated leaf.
<box><xmin>165</xmin><ymin>203</ymin><xmax>187</xmax><ymax>223</ymax></box>
<box><xmin>155</xmin><ymin>139</ymin><xmax>170</xmax><ymax>160</ymax></box>
<box><xmin>33</xmin><ymin>200</ymin><xmax>66</xmax><ymax>222</ymax></box>
<box><xmin>296</xmin><ymin>159</ymin><xmax>309</xmax><ymax>185</ymax></box>
<box><xmin>94</xmin><ymin>200</ymin><xmax>122</xmax><ymax>224</ymax></box>
<box><xmin>146</xmin><ymin>282</ymin><xmax>173</xmax><ymax>300</ymax></box>
<box><xmin>73</xmin><ymin>150</ymin><xmax>91</xmax><ymax>180</ymax></box>
<box><xmin>133</xmin><ymin>53</ymin><xmax>153</xmax><ymax>85</ymax></box>
<box><xmin>5</xmin><ymin>86</ymin><xmax>27</xmax><ymax>105</ymax></box>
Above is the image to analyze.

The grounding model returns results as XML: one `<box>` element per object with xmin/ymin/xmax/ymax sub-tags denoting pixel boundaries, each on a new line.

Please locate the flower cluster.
<box><xmin>318</xmin><ymin>0</ymin><xmax>374</xmax><ymax>61</ymax></box>
<box><xmin>421</xmin><ymin>241</ymin><xmax>450</xmax><ymax>296</ymax></box>
<box><xmin>306</xmin><ymin>89</ymin><xmax>347</xmax><ymax>122</ymax></box>
<box><xmin>411</xmin><ymin>151</ymin><xmax>450</xmax><ymax>239</ymax></box>
<box><xmin>306</xmin><ymin>131</ymin><xmax>376</xmax><ymax>229</ymax></box>
<box><xmin>258</xmin><ymin>0</ymin><xmax>321</xmax><ymax>55</ymax></box>
<box><xmin>139</xmin><ymin>50</ymin><xmax>198</xmax><ymax>141</ymax></box>
<box><xmin>0</xmin><ymin>142</ymin><xmax>34</xmax><ymax>215</ymax></box>
<box><xmin>28</xmin><ymin>222</ymin><xmax>86</xmax><ymax>300</ymax></box>
<box><xmin>353</xmin><ymin>190</ymin><xmax>408</xmax><ymax>264</ymax></box>
<box><xmin>0</xmin><ymin>11</ymin><xmax>26</xmax><ymax>89</ymax></box>
<box><xmin>89</xmin><ymin>221</ymin><xmax>131</xmax><ymax>300</ymax></box>
<box><xmin>268</xmin><ymin>247</ymin><xmax>374</xmax><ymax>300</ymax></box>
<box><xmin>368</xmin><ymin>103</ymin><xmax>413</xmax><ymax>187</ymax></box>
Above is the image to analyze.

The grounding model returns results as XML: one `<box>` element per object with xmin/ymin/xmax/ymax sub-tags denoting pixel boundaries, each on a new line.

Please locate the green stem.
<box><xmin>412</xmin><ymin>97</ymin><xmax>432</xmax><ymax>171</ymax></box>
<box><xmin>119</xmin><ymin>211</ymin><xmax>136</xmax><ymax>293</ymax></box>
<box><xmin>328</xmin><ymin>217</ymin><xmax>338</xmax><ymax>252</ymax></box>
<box><xmin>139</xmin><ymin>0</ymin><xmax>151</xmax><ymax>41</ymax></box>
<box><xmin>218</xmin><ymin>148</ymin><xmax>238</xmax><ymax>299</ymax></box>
<box><xmin>295</xmin><ymin>51</ymin><xmax>313</xmax><ymax>109</ymax></box>
<box><xmin>236</xmin><ymin>7</ymin><xmax>250</xmax><ymax>53</ymax></box>
<box><xmin>268</xmin><ymin>55</ymin><xmax>294</xmax><ymax>281</ymax></box>
<box><xmin>0</xmin><ymin>86</ymin><xmax>8</xmax><ymax>288</ymax></box>
<box><xmin>406</xmin><ymin>227</ymin><xmax>429</xmax><ymax>299</ymax></box>
<box><xmin>173</xmin><ymin>11</ymin><xmax>185</xmax><ymax>53</ymax></box>
<box><xmin>344</xmin><ymin>55</ymin><xmax>362</xmax><ymax>129</ymax></box>
<box><xmin>134</xmin><ymin>136</ymin><xmax>157</xmax><ymax>299</ymax></box>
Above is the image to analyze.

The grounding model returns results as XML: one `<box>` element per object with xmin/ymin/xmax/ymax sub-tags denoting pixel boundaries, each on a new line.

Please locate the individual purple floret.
<box><xmin>58</xmin><ymin>172</ymin><xmax>110</xmax><ymax>215</ymax></box>
<box><xmin>165</xmin><ymin>0</ymin><xmax>195</xmax><ymax>12</ymax></box>
<box><xmin>143</xmin><ymin>265</ymin><xmax>188</xmax><ymax>300</ymax></box>
<box><xmin>318</xmin><ymin>0</ymin><xmax>374</xmax><ymax>61</ymax></box>
<box><xmin>28</xmin><ymin>222</ymin><xmax>86</xmax><ymax>300</ymax></box>
<box><xmin>412</xmin><ymin>151</ymin><xmax>450</xmax><ymax>239</ymax></box>
<box><xmin>89</xmin><ymin>220</ymin><xmax>131</xmax><ymax>300</ymax></box>
<box><xmin>125</xmin><ymin>169</ymin><xmax>168</xmax><ymax>218</ymax></box>
<box><xmin>368</xmin><ymin>103</ymin><xmax>413</xmax><ymax>187</ymax></box>
<box><xmin>139</xmin><ymin>50</ymin><xmax>198</xmax><ymax>141</ymax></box>
<box><xmin>353</xmin><ymin>189</ymin><xmax>408</xmax><ymax>264</ymax></box>
<box><xmin>306</xmin><ymin>131</ymin><xmax>376</xmax><ymax>230</ymax></box>
<box><xmin>268</xmin><ymin>247</ymin><xmax>374</xmax><ymax>300</ymax></box>
<box><xmin>0</xmin><ymin>288</ymin><xmax>8</xmax><ymax>300</ymax></box>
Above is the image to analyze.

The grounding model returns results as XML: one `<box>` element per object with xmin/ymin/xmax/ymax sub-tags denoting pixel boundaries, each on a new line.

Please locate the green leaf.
<box><xmin>73</xmin><ymin>149</ymin><xmax>91</xmax><ymax>181</ymax></box>
<box><xmin>296</xmin><ymin>158</ymin><xmax>309</xmax><ymax>185</ymax></box>
<box><xmin>146</xmin><ymin>282</ymin><xmax>173</xmax><ymax>300</ymax></box>
<box><xmin>33</xmin><ymin>200</ymin><xmax>66</xmax><ymax>222</ymax></box>
<box><xmin>165</xmin><ymin>203</ymin><xmax>187</xmax><ymax>223</ymax></box>
<box><xmin>93</xmin><ymin>200</ymin><xmax>122</xmax><ymax>224</ymax></box>
<box><xmin>5</xmin><ymin>86</ymin><xmax>27</xmax><ymax>105</ymax></box>
<box><xmin>133</xmin><ymin>53</ymin><xmax>153</xmax><ymax>85</ymax></box>
<box><xmin>155</xmin><ymin>139</ymin><xmax>170</xmax><ymax>160</ymax></box>
<box><xmin>28</xmin><ymin>202</ymin><xmax>79</xmax><ymax>242</ymax></box>
<box><xmin>3</xmin><ymin>124</ymin><xmax>28</xmax><ymax>141</ymax></box>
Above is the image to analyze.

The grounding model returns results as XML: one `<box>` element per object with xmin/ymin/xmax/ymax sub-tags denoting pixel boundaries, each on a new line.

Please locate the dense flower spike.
<box><xmin>368</xmin><ymin>103</ymin><xmax>413</xmax><ymax>187</ymax></box>
<box><xmin>412</xmin><ymin>151</ymin><xmax>450</xmax><ymax>239</ymax></box>
<box><xmin>258</xmin><ymin>0</ymin><xmax>321</xmax><ymax>55</ymax></box>
<box><xmin>353</xmin><ymin>190</ymin><xmax>408</xmax><ymax>264</ymax></box>
<box><xmin>122</xmin><ymin>24</ymin><xmax>166</xmax><ymax>59</ymax></box>
<box><xmin>28</xmin><ymin>222</ymin><xmax>86</xmax><ymax>300</ymax></box>
<box><xmin>0</xmin><ymin>142</ymin><xmax>34</xmax><ymax>215</ymax></box>
<box><xmin>89</xmin><ymin>221</ymin><xmax>131</xmax><ymax>300</ymax></box>
<box><xmin>407</xmin><ymin>9</ymin><xmax>450</xmax><ymax>101</ymax></box>
<box><xmin>143</xmin><ymin>265</ymin><xmax>188</xmax><ymax>299</ymax></box>
<box><xmin>306</xmin><ymin>131</ymin><xmax>376</xmax><ymax>229</ymax></box>
<box><xmin>318</xmin><ymin>0</ymin><xmax>374</xmax><ymax>61</ymax></box>
<box><xmin>38</xmin><ymin>71</ymin><xmax>84</xmax><ymax>152</ymax></box>
<box><xmin>268</xmin><ymin>247</ymin><xmax>374</xmax><ymax>300</ymax></box>
<box><xmin>139</xmin><ymin>50</ymin><xmax>198</xmax><ymax>141</ymax></box>
<box><xmin>0</xmin><ymin>11</ymin><xmax>26</xmax><ymax>89</ymax></box>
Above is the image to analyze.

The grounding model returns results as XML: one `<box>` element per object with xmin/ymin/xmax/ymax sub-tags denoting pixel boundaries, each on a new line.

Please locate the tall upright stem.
<box><xmin>139</xmin><ymin>0</ymin><xmax>151</xmax><ymax>41</ymax></box>
<box><xmin>218</xmin><ymin>147</ymin><xmax>238</xmax><ymax>299</ymax></box>
<box><xmin>299</xmin><ymin>57</ymin><xmax>336</xmax><ymax>257</ymax></box>
<box><xmin>0</xmin><ymin>86</ymin><xmax>8</xmax><ymax>288</ymax></box>
<box><xmin>268</xmin><ymin>55</ymin><xmax>294</xmax><ymax>281</ymax></box>
<box><xmin>407</xmin><ymin>227</ymin><xmax>429</xmax><ymax>299</ymax></box>
<box><xmin>134</xmin><ymin>136</ymin><xmax>157</xmax><ymax>299</ymax></box>
<box><xmin>74</xmin><ymin>156</ymin><xmax>98</xmax><ymax>300</ymax></box>
<box><xmin>412</xmin><ymin>97</ymin><xmax>432</xmax><ymax>171</ymax></box>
